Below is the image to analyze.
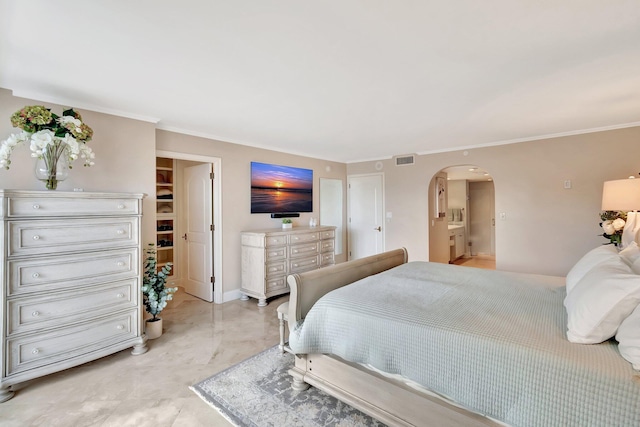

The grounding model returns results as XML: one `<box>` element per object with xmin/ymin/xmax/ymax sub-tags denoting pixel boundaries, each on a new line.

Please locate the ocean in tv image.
<box><xmin>251</xmin><ymin>162</ymin><xmax>313</xmax><ymax>213</ymax></box>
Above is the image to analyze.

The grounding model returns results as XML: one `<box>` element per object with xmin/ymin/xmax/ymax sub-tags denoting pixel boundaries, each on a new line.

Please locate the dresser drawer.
<box><xmin>290</xmin><ymin>242</ymin><xmax>319</xmax><ymax>258</ymax></box>
<box><xmin>290</xmin><ymin>255</ymin><xmax>319</xmax><ymax>273</ymax></box>
<box><xmin>320</xmin><ymin>239</ymin><xmax>335</xmax><ymax>252</ymax></box>
<box><xmin>265</xmin><ymin>234</ymin><xmax>287</xmax><ymax>247</ymax></box>
<box><xmin>265</xmin><ymin>260</ymin><xmax>287</xmax><ymax>278</ymax></box>
<box><xmin>289</xmin><ymin>232</ymin><xmax>319</xmax><ymax>244</ymax></box>
<box><xmin>7</xmin><ymin>249</ymin><xmax>138</xmax><ymax>296</ymax></box>
<box><xmin>320</xmin><ymin>229</ymin><xmax>335</xmax><ymax>239</ymax></box>
<box><xmin>8</xmin><ymin>218</ymin><xmax>138</xmax><ymax>257</ymax></box>
<box><xmin>7</xmin><ymin>279</ymin><xmax>138</xmax><ymax>335</ymax></box>
<box><xmin>6</xmin><ymin>196</ymin><xmax>140</xmax><ymax>217</ymax></box>
<box><xmin>7</xmin><ymin>310</ymin><xmax>138</xmax><ymax>376</ymax></box>
<box><xmin>265</xmin><ymin>247</ymin><xmax>286</xmax><ymax>261</ymax></box>
<box><xmin>266</xmin><ymin>275</ymin><xmax>287</xmax><ymax>293</ymax></box>
<box><xmin>321</xmin><ymin>252</ymin><xmax>335</xmax><ymax>266</ymax></box>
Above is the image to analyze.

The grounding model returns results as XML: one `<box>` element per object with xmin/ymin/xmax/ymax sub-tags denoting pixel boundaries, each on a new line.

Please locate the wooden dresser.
<box><xmin>0</xmin><ymin>190</ymin><xmax>147</xmax><ymax>403</ymax></box>
<box><xmin>241</xmin><ymin>226</ymin><xmax>336</xmax><ymax>306</ymax></box>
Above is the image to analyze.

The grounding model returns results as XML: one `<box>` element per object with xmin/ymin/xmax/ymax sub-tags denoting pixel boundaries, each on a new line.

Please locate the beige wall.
<box><xmin>156</xmin><ymin>130</ymin><xmax>347</xmax><ymax>298</ymax></box>
<box><xmin>0</xmin><ymin>89</ymin><xmax>347</xmax><ymax>300</ymax></box>
<box><xmin>0</xmin><ymin>89</ymin><xmax>157</xmax><ymax>244</ymax></box>
<box><xmin>348</xmin><ymin>126</ymin><xmax>640</xmax><ymax>276</ymax></box>
<box><xmin>447</xmin><ymin>180</ymin><xmax>467</xmax><ymax>212</ymax></box>
<box><xmin>4</xmin><ymin>87</ymin><xmax>639</xmax><ymax>280</ymax></box>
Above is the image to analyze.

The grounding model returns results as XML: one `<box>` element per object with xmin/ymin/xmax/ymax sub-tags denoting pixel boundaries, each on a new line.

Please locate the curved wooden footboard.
<box><xmin>285</xmin><ymin>248</ymin><xmax>500</xmax><ymax>426</ymax></box>
<box><xmin>285</xmin><ymin>247</ymin><xmax>408</xmax><ymax>326</ymax></box>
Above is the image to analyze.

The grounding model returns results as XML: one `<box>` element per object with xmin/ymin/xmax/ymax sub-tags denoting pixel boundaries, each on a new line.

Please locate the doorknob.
<box><xmin>182</xmin><ymin>233</ymin><xmax>188</xmax><ymax>240</ymax></box>
<box><xmin>374</xmin><ymin>226</ymin><xmax>382</xmax><ymax>232</ymax></box>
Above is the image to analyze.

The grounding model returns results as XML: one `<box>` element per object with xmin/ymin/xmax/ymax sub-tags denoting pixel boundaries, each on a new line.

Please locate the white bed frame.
<box><xmin>285</xmin><ymin>248</ymin><xmax>501</xmax><ymax>427</ymax></box>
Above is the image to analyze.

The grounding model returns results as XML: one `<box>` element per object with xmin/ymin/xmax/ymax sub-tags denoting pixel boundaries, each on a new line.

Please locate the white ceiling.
<box><xmin>1</xmin><ymin>1</ymin><xmax>639</xmax><ymax>163</ymax></box>
<box><xmin>445</xmin><ymin>166</ymin><xmax>493</xmax><ymax>182</ymax></box>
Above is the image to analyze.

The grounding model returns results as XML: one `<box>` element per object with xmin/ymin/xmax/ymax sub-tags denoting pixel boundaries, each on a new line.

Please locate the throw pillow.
<box><xmin>564</xmin><ymin>256</ymin><xmax>640</xmax><ymax>344</ymax></box>
<box><xmin>565</xmin><ymin>245</ymin><xmax>619</xmax><ymax>294</ymax></box>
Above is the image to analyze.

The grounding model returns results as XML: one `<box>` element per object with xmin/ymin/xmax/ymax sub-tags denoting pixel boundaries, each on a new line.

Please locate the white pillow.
<box><xmin>565</xmin><ymin>245</ymin><xmax>620</xmax><ymax>294</ymax></box>
<box><xmin>616</xmin><ymin>304</ymin><xmax>640</xmax><ymax>370</ymax></box>
<box><xmin>564</xmin><ymin>256</ymin><xmax>640</xmax><ymax>344</ymax></box>
<box><xmin>619</xmin><ymin>241</ymin><xmax>640</xmax><ymax>266</ymax></box>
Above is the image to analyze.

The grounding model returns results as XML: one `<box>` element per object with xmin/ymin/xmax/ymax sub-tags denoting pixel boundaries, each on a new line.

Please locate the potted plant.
<box><xmin>142</xmin><ymin>243</ymin><xmax>177</xmax><ymax>339</ymax></box>
<box><xmin>282</xmin><ymin>218</ymin><xmax>293</xmax><ymax>229</ymax></box>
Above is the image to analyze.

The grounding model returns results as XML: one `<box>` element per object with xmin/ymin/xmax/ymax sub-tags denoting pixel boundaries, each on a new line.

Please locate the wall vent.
<box><xmin>395</xmin><ymin>155</ymin><xmax>415</xmax><ymax>166</ymax></box>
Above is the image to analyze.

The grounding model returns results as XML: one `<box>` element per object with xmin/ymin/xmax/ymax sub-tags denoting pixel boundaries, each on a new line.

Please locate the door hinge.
<box><xmin>210</xmin><ymin>224</ymin><xmax>214</xmax><ymax>231</ymax></box>
<box><xmin>210</xmin><ymin>172</ymin><xmax>214</xmax><ymax>179</ymax></box>
<box><xmin>211</xmin><ymin>276</ymin><xmax>215</xmax><ymax>283</ymax></box>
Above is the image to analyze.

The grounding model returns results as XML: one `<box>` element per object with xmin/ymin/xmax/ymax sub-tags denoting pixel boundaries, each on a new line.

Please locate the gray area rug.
<box><xmin>190</xmin><ymin>345</ymin><xmax>386</xmax><ymax>427</ymax></box>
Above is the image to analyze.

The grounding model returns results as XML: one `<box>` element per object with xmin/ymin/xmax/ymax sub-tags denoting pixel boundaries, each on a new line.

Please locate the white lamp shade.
<box><xmin>602</xmin><ymin>179</ymin><xmax>640</xmax><ymax>211</ymax></box>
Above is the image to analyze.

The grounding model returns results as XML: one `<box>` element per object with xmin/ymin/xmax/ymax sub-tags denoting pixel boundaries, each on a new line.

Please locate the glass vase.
<box><xmin>34</xmin><ymin>142</ymin><xmax>69</xmax><ymax>190</ymax></box>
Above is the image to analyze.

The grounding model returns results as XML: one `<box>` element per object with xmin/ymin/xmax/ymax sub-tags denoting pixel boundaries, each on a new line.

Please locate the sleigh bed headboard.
<box><xmin>286</xmin><ymin>248</ymin><xmax>408</xmax><ymax>325</ymax></box>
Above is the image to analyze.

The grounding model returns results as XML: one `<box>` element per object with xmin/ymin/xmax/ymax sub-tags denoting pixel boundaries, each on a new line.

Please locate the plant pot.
<box><xmin>282</xmin><ymin>223</ymin><xmax>292</xmax><ymax>229</ymax></box>
<box><xmin>145</xmin><ymin>318</ymin><xmax>163</xmax><ymax>339</ymax></box>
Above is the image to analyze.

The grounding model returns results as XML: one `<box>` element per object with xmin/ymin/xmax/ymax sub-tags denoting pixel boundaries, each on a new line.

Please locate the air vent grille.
<box><xmin>395</xmin><ymin>155</ymin><xmax>415</xmax><ymax>166</ymax></box>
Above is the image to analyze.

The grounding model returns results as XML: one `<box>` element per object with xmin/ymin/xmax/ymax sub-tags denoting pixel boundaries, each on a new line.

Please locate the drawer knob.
<box><xmin>117</xmin><ymin>229</ymin><xmax>125</xmax><ymax>235</ymax></box>
<box><xmin>32</xmin><ymin>272</ymin><xmax>40</xmax><ymax>278</ymax></box>
<box><xmin>32</xmin><ymin>204</ymin><xmax>40</xmax><ymax>210</ymax></box>
<box><xmin>32</xmin><ymin>348</ymin><xmax>40</xmax><ymax>355</ymax></box>
<box><xmin>32</xmin><ymin>311</ymin><xmax>40</xmax><ymax>317</ymax></box>
<box><xmin>117</xmin><ymin>204</ymin><xmax>125</xmax><ymax>209</ymax></box>
<box><xmin>117</xmin><ymin>324</ymin><xmax>124</xmax><ymax>330</ymax></box>
<box><xmin>117</xmin><ymin>261</ymin><xmax>125</xmax><ymax>267</ymax></box>
<box><xmin>32</xmin><ymin>235</ymin><xmax>40</xmax><ymax>240</ymax></box>
<box><xmin>116</xmin><ymin>293</ymin><xmax>125</xmax><ymax>298</ymax></box>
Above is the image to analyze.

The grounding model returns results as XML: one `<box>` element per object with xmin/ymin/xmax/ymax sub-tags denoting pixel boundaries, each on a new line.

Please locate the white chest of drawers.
<box><xmin>241</xmin><ymin>226</ymin><xmax>336</xmax><ymax>306</ymax></box>
<box><xmin>0</xmin><ymin>190</ymin><xmax>147</xmax><ymax>403</ymax></box>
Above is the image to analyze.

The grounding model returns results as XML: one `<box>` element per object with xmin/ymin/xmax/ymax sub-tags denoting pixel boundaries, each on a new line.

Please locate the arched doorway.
<box><xmin>429</xmin><ymin>165</ymin><xmax>496</xmax><ymax>269</ymax></box>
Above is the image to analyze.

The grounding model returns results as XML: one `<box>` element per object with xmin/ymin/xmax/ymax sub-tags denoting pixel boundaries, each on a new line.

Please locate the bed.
<box><xmin>285</xmin><ymin>247</ymin><xmax>640</xmax><ymax>427</ymax></box>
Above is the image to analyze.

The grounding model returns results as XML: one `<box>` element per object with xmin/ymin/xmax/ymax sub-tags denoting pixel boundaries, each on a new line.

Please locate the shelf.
<box><xmin>156</xmin><ymin>156</ymin><xmax>176</xmax><ymax>278</ymax></box>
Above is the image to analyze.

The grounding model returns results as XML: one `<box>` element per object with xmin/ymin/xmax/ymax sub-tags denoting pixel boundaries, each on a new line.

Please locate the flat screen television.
<box><xmin>251</xmin><ymin>161</ymin><xmax>313</xmax><ymax>214</ymax></box>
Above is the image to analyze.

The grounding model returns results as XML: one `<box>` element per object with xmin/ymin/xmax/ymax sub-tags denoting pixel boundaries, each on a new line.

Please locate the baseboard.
<box><xmin>223</xmin><ymin>289</ymin><xmax>243</xmax><ymax>303</ymax></box>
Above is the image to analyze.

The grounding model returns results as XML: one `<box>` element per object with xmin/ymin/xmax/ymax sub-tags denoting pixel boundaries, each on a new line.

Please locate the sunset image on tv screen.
<box><xmin>251</xmin><ymin>162</ymin><xmax>313</xmax><ymax>213</ymax></box>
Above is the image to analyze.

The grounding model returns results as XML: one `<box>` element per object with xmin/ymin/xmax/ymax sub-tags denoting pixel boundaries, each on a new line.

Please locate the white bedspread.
<box><xmin>289</xmin><ymin>261</ymin><xmax>640</xmax><ymax>427</ymax></box>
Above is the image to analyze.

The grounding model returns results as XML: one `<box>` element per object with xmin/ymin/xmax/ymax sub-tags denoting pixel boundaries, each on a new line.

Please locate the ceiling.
<box><xmin>1</xmin><ymin>1</ymin><xmax>639</xmax><ymax>163</ymax></box>
<box><xmin>444</xmin><ymin>166</ymin><xmax>493</xmax><ymax>182</ymax></box>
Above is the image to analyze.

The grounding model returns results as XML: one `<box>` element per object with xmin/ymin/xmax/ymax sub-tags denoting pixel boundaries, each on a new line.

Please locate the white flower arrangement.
<box><xmin>0</xmin><ymin>105</ymin><xmax>95</xmax><ymax>170</ymax></box>
<box><xmin>600</xmin><ymin>211</ymin><xmax>626</xmax><ymax>246</ymax></box>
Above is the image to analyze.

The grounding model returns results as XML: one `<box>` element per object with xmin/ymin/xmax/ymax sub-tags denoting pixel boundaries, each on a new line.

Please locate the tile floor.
<box><xmin>452</xmin><ymin>255</ymin><xmax>496</xmax><ymax>270</ymax></box>
<box><xmin>0</xmin><ymin>289</ymin><xmax>287</xmax><ymax>427</ymax></box>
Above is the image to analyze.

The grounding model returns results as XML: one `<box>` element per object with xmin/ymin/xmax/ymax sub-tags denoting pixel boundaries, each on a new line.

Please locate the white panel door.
<box><xmin>347</xmin><ymin>173</ymin><xmax>384</xmax><ymax>260</ymax></box>
<box><xmin>183</xmin><ymin>163</ymin><xmax>213</xmax><ymax>302</ymax></box>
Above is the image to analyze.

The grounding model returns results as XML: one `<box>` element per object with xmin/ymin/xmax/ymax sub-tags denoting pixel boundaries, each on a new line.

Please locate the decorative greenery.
<box><xmin>0</xmin><ymin>105</ymin><xmax>96</xmax><ymax>188</ymax></box>
<box><xmin>142</xmin><ymin>244</ymin><xmax>177</xmax><ymax>322</ymax></box>
<box><xmin>282</xmin><ymin>218</ymin><xmax>292</xmax><ymax>224</ymax></box>
<box><xmin>600</xmin><ymin>210</ymin><xmax>627</xmax><ymax>246</ymax></box>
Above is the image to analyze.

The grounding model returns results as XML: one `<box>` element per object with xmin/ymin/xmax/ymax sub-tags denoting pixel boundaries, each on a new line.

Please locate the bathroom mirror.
<box><xmin>320</xmin><ymin>178</ymin><xmax>343</xmax><ymax>255</ymax></box>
